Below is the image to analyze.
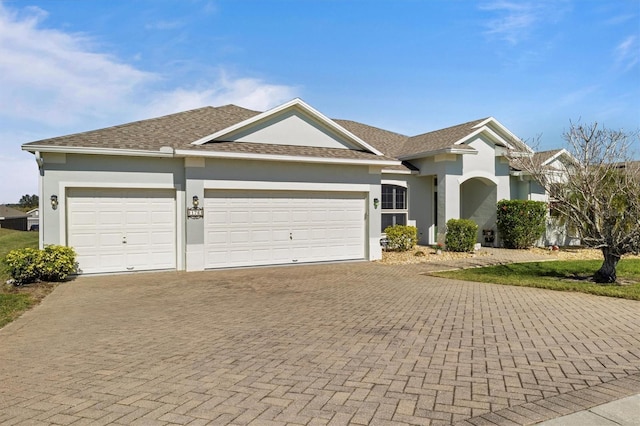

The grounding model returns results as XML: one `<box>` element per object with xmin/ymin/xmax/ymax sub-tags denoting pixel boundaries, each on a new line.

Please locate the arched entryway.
<box><xmin>460</xmin><ymin>177</ymin><xmax>497</xmax><ymax>245</ymax></box>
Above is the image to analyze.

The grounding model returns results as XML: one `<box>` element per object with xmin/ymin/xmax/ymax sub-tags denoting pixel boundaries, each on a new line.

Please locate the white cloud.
<box><xmin>614</xmin><ymin>35</ymin><xmax>639</xmax><ymax>72</ymax></box>
<box><xmin>144</xmin><ymin>74</ymin><xmax>297</xmax><ymax>117</ymax></box>
<box><xmin>0</xmin><ymin>151</ymin><xmax>39</xmax><ymax>205</ymax></box>
<box><xmin>479</xmin><ymin>1</ymin><xmax>569</xmax><ymax>45</ymax></box>
<box><xmin>0</xmin><ymin>2</ymin><xmax>298</xmax><ymax>204</ymax></box>
<box><xmin>144</xmin><ymin>20</ymin><xmax>184</xmax><ymax>30</ymax></box>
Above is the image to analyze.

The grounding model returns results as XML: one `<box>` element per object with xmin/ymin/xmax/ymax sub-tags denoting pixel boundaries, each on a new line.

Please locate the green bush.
<box><xmin>4</xmin><ymin>247</ymin><xmax>41</xmax><ymax>284</ymax></box>
<box><xmin>496</xmin><ymin>200</ymin><xmax>547</xmax><ymax>249</ymax></box>
<box><xmin>39</xmin><ymin>245</ymin><xmax>77</xmax><ymax>282</ymax></box>
<box><xmin>3</xmin><ymin>245</ymin><xmax>77</xmax><ymax>284</ymax></box>
<box><xmin>384</xmin><ymin>225</ymin><xmax>417</xmax><ymax>251</ymax></box>
<box><xmin>445</xmin><ymin>219</ymin><xmax>478</xmax><ymax>252</ymax></box>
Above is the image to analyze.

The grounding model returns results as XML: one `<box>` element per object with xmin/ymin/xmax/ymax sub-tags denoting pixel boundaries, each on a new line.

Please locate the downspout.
<box><xmin>35</xmin><ymin>151</ymin><xmax>44</xmax><ymax>249</ymax></box>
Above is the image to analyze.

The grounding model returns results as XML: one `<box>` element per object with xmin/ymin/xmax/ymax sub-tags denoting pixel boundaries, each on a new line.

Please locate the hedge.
<box><xmin>445</xmin><ymin>219</ymin><xmax>478</xmax><ymax>252</ymax></box>
<box><xmin>496</xmin><ymin>199</ymin><xmax>547</xmax><ymax>249</ymax></box>
<box><xmin>4</xmin><ymin>245</ymin><xmax>77</xmax><ymax>284</ymax></box>
<box><xmin>384</xmin><ymin>225</ymin><xmax>418</xmax><ymax>251</ymax></box>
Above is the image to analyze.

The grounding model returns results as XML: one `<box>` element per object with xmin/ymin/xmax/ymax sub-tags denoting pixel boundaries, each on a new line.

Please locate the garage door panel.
<box><xmin>68</xmin><ymin>188</ymin><xmax>176</xmax><ymax>274</ymax></box>
<box><xmin>205</xmin><ymin>190</ymin><xmax>365</xmax><ymax>268</ymax></box>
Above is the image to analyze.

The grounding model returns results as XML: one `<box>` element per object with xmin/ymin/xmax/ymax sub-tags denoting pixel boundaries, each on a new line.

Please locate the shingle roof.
<box><xmin>334</xmin><ymin>119</ymin><xmax>409</xmax><ymax>158</ymax></box>
<box><xmin>22</xmin><ymin>104</ymin><xmax>515</xmax><ymax>164</ymax></box>
<box><xmin>178</xmin><ymin>141</ymin><xmax>397</xmax><ymax>162</ymax></box>
<box><xmin>0</xmin><ymin>205</ymin><xmax>27</xmax><ymax>219</ymax></box>
<box><xmin>400</xmin><ymin>118</ymin><xmax>489</xmax><ymax>157</ymax></box>
<box><xmin>24</xmin><ymin>105</ymin><xmax>261</xmax><ymax>151</ymax></box>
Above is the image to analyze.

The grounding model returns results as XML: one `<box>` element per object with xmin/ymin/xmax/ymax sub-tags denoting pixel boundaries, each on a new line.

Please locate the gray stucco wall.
<box><xmin>382</xmin><ymin>173</ymin><xmax>433</xmax><ymax>245</ymax></box>
<box><xmin>40</xmin><ymin>153</ymin><xmax>184</xmax><ymax>249</ymax></box>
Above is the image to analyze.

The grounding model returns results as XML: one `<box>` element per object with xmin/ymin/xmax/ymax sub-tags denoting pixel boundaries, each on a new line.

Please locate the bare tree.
<box><xmin>512</xmin><ymin>122</ymin><xmax>640</xmax><ymax>283</ymax></box>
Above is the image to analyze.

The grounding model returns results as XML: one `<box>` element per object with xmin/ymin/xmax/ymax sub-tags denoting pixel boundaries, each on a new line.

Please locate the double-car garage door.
<box><xmin>67</xmin><ymin>188</ymin><xmax>366</xmax><ymax>273</ymax></box>
<box><xmin>204</xmin><ymin>190</ymin><xmax>366</xmax><ymax>268</ymax></box>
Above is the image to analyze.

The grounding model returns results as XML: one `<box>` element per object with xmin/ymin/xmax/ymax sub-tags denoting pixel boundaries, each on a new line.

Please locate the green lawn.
<box><xmin>432</xmin><ymin>259</ymin><xmax>640</xmax><ymax>300</ymax></box>
<box><xmin>0</xmin><ymin>228</ymin><xmax>39</xmax><ymax>282</ymax></box>
<box><xmin>0</xmin><ymin>228</ymin><xmax>40</xmax><ymax>328</ymax></box>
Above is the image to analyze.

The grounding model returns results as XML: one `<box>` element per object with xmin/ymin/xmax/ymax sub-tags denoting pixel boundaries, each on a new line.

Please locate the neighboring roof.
<box><xmin>0</xmin><ymin>205</ymin><xmax>27</xmax><ymax>219</ymax></box>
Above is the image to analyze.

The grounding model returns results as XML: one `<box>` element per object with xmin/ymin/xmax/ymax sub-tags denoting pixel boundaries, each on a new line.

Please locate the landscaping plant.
<box><xmin>445</xmin><ymin>219</ymin><xmax>477</xmax><ymax>252</ymax></box>
<box><xmin>496</xmin><ymin>199</ymin><xmax>547</xmax><ymax>249</ymax></box>
<box><xmin>384</xmin><ymin>225</ymin><xmax>417</xmax><ymax>251</ymax></box>
<box><xmin>4</xmin><ymin>245</ymin><xmax>77</xmax><ymax>285</ymax></box>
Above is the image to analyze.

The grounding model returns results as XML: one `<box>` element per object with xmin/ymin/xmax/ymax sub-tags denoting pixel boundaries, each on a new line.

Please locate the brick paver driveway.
<box><xmin>1</xmin><ymin>262</ymin><xmax>639</xmax><ymax>425</ymax></box>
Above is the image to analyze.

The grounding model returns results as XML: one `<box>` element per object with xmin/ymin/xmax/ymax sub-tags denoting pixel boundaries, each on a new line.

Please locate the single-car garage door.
<box><xmin>67</xmin><ymin>188</ymin><xmax>176</xmax><ymax>274</ymax></box>
<box><xmin>204</xmin><ymin>190</ymin><xmax>366</xmax><ymax>268</ymax></box>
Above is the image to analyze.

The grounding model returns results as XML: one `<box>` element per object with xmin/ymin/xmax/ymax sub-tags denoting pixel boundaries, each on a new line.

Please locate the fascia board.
<box><xmin>174</xmin><ymin>149</ymin><xmax>400</xmax><ymax>167</ymax></box>
<box><xmin>472</xmin><ymin>117</ymin><xmax>534</xmax><ymax>153</ymax></box>
<box><xmin>493</xmin><ymin>120</ymin><xmax>533</xmax><ymax>152</ymax></box>
<box><xmin>190</xmin><ymin>98</ymin><xmax>385</xmax><ymax>156</ymax></box>
<box><xmin>398</xmin><ymin>147</ymin><xmax>477</xmax><ymax>161</ymax></box>
<box><xmin>381</xmin><ymin>169</ymin><xmax>417</xmax><ymax>175</ymax></box>
<box><xmin>542</xmin><ymin>148</ymin><xmax>573</xmax><ymax>166</ymax></box>
<box><xmin>454</xmin><ymin>126</ymin><xmax>515</xmax><ymax>150</ymax></box>
<box><xmin>21</xmin><ymin>145</ymin><xmax>175</xmax><ymax>158</ymax></box>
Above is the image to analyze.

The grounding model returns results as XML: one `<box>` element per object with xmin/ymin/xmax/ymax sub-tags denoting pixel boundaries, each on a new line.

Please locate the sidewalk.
<box><xmin>535</xmin><ymin>394</ymin><xmax>640</xmax><ymax>425</ymax></box>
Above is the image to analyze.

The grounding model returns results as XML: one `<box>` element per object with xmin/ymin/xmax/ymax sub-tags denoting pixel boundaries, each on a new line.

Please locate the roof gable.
<box><xmin>192</xmin><ymin>99</ymin><xmax>384</xmax><ymax>155</ymax></box>
<box><xmin>398</xmin><ymin>117</ymin><xmax>533</xmax><ymax>160</ymax></box>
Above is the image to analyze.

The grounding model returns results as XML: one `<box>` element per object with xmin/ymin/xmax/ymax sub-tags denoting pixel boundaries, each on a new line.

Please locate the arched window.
<box><xmin>381</xmin><ymin>184</ymin><xmax>407</xmax><ymax>232</ymax></box>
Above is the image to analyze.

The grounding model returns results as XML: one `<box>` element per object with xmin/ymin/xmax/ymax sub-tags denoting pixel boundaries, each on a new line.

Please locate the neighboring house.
<box><xmin>26</xmin><ymin>208</ymin><xmax>39</xmax><ymax>230</ymax></box>
<box><xmin>0</xmin><ymin>205</ymin><xmax>28</xmax><ymax>231</ymax></box>
<box><xmin>22</xmin><ymin>98</ymin><xmax>555</xmax><ymax>274</ymax></box>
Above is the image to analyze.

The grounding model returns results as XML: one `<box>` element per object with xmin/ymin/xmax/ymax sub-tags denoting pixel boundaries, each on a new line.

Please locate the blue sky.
<box><xmin>1</xmin><ymin>0</ymin><xmax>638</xmax><ymax>203</ymax></box>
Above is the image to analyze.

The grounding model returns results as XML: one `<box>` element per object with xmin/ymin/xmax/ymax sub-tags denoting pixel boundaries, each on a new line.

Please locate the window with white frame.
<box><xmin>381</xmin><ymin>184</ymin><xmax>407</xmax><ymax>232</ymax></box>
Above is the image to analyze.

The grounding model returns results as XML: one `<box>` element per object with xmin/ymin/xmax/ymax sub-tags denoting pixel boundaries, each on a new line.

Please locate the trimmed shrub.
<box><xmin>39</xmin><ymin>245</ymin><xmax>77</xmax><ymax>282</ymax></box>
<box><xmin>496</xmin><ymin>199</ymin><xmax>547</xmax><ymax>249</ymax></box>
<box><xmin>384</xmin><ymin>225</ymin><xmax>417</xmax><ymax>251</ymax></box>
<box><xmin>4</xmin><ymin>247</ymin><xmax>41</xmax><ymax>284</ymax></box>
<box><xmin>3</xmin><ymin>245</ymin><xmax>77</xmax><ymax>284</ymax></box>
<box><xmin>445</xmin><ymin>219</ymin><xmax>478</xmax><ymax>252</ymax></box>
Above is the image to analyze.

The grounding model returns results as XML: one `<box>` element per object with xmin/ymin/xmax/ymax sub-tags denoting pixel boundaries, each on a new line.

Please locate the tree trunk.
<box><xmin>593</xmin><ymin>249</ymin><xmax>620</xmax><ymax>283</ymax></box>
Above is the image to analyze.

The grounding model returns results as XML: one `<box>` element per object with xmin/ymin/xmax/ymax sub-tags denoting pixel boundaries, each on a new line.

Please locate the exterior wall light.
<box><xmin>50</xmin><ymin>195</ymin><xmax>58</xmax><ymax>210</ymax></box>
<box><xmin>192</xmin><ymin>195</ymin><xmax>199</xmax><ymax>208</ymax></box>
<box><xmin>373</xmin><ymin>198</ymin><xmax>379</xmax><ymax>209</ymax></box>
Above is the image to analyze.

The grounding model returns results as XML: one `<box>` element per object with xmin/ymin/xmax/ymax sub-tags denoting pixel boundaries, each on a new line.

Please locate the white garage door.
<box><xmin>67</xmin><ymin>188</ymin><xmax>176</xmax><ymax>274</ymax></box>
<box><xmin>204</xmin><ymin>190</ymin><xmax>366</xmax><ymax>268</ymax></box>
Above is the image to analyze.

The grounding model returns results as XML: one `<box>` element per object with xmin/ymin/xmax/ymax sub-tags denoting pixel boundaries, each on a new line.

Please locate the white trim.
<box><xmin>472</xmin><ymin>117</ymin><xmax>534</xmax><ymax>153</ymax></box>
<box><xmin>203</xmin><ymin>180</ymin><xmax>370</xmax><ymax>192</ymax></box>
<box><xmin>458</xmin><ymin>172</ymin><xmax>499</xmax><ymax>185</ymax></box>
<box><xmin>58</xmin><ymin>181</ymin><xmax>181</xmax><ymax>247</ymax></box>
<box><xmin>175</xmin><ymin>149</ymin><xmax>399</xmax><ymax>166</ymax></box>
<box><xmin>454</xmin><ymin>126</ymin><xmax>515</xmax><ymax>150</ymax></box>
<box><xmin>381</xmin><ymin>168</ymin><xmax>415</xmax><ymax>175</ymax></box>
<box><xmin>175</xmin><ymin>189</ymin><xmax>185</xmax><ymax>271</ymax></box>
<box><xmin>399</xmin><ymin>147</ymin><xmax>476</xmax><ymax>161</ymax></box>
<box><xmin>22</xmin><ymin>144</ymin><xmax>399</xmax><ymax>167</ymax></box>
<box><xmin>23</xmin><ymin>145</ymin><xmax>175</xmax><ymax>158</ymax></box>
<box><xmin>381</xmin><ymin>179</ymin><xmax>408</xmax><ymax>188</ymax></box>
<box><xmin>190</xmin><ymin>98</ymin><xmax>385</xmax><ymax>156</ymax></box>
<box><xmin>541</xmin><ymin>148</ymin><xmax>570</xmax><ymax>166</ymax></box>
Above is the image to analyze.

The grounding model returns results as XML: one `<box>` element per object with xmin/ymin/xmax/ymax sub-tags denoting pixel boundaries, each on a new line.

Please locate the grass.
<box><xmin>432</xmin><ymin>259</ymin><xmax>640</xmax><ymax>300</ymax></box>
<box><xmin>0</xmin><ymin>228</ymin><xmax>45</xmax><ymax>328</ymax></box>
<box><xmin>0</xmin><ymin>293</ymin><xmax>35</xmax><ymax>328</ymax></box>
<box><xmin>0</xmin><ymin>228</ymin><xmax>39</xmax><ymax>281</ymax></box>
